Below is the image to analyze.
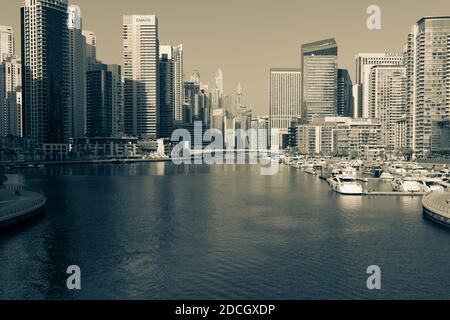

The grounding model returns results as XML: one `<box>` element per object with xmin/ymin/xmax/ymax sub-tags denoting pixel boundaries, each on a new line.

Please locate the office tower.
<box><xmin>68</xmin><ymin>5</ymin><xmax>86</xmax><ymax>139</ymax></box>
<box><xmin>301</xmin><ymin>38</ymin><xmax>338</xmax><ymax>123</ymax></box>
<box><xmin>82</xmin><ymin>30</ymin><xmax>97</xmax><ymax>69</ymax></box>
<box><xmin>194</xmin><ymin>89</ymin><xmax>210</xmax><ymax>124</ymax></box>
<box><xmin>337</xmin><ymin>69</ymin><xmax>353</xmax><ymax>117</ymax></box>
<box><xmin>21</xmin><ymin>0</ymin><xmax>69</xmax><ymax>144</ymax></box>
<box><xmin>215</xmin><ymin>68</ymin><xmax>224</xmax><ymax>95</ymax></box>
<box><xmin>172</xmin><ymin>44</ymin><xmax>184</xmax><ymax>122</ymax></box>
<box><xmin>109</xmin><ymin>64</ymin><xmax>124</xmax><ymax>136</ymax></box>
<box><xmin>269</xmin><ymin>68</ymin><xmax>302</xmax><ymax>148</ymax></box>
<box><xmin>159</xmin><ymin>45</ymin><xmax>174</xmax><ymax>138</ymax></box>
<box><xmin>0</xmin><ymin>26</ymin><xmax>14</xmax><ymax>62</ymax></box>
<box><xmin>368</xmin><ymin>66</ymin><xmax>406</xmax><ymax>150</ymax></box>
<box><xmin>0</xmin><ymin>57</ymin><xmax>22</xmax><ymax>137</ymax></box>
<box><xmin>405</xmin><ymin>16</ymin><xmax>450</xmax><ymax>157</ymax></box>
<box><xmin>122</xmin><ymin>15</ymin><xmax>159</xmax><ymax>139</ymax></box>
<box><xmin>184</xmin><ymin>81</ymin><xmax>200</xmax><ymax>122</ymax></box>
<box><xmin>355</xmin><ymin>53</ymin><xmax>403</xmax><ymax>118</ymax></box>
<box><xmin>86</xmin><ymin>63</ymin><xmax>123</xmax><ymax>137</ymax></box>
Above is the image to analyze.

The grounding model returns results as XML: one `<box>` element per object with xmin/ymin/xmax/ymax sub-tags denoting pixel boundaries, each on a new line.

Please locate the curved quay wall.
<box><xmin>0</xmin><ymin>186</ymin><xmax>46</xmax><ymax>229</ymax></box>
<box><xmin>422</xmin><ymin>192</ymin><xmax>450</xmax><ymax>227</ymax></box>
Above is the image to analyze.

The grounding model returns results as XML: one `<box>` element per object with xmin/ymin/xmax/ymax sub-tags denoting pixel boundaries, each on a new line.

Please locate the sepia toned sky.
<box><xmin>2</xmin><ymin>0</ymin><xmax>450</xmax><ymax>115</ymax></box>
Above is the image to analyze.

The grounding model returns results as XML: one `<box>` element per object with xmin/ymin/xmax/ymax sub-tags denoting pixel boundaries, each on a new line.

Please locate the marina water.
<box><xmin>1</xmin><ymin>162</ymin><xmax>450</xmax><ymax>299</ymax></box>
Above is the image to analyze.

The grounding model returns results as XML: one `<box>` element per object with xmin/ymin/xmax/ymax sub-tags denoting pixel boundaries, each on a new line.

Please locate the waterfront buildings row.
<box><xmin>1</xmin><ymin>1</ymin><xmax>449</xmax><ymax>160</ymax></box>
<box><xmin>1</xmin><ymin>0</ymin><xmax>249</xmax><ymax>155</ymax></box>
<box><xmin>271</xmin><ymin>16</ymin><xmax>450</xmax><ymax>158</ymax></box>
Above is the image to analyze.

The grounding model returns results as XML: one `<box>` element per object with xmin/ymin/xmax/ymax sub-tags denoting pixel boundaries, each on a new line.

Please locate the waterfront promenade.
<box><xmin>0</xmin><ymin>186</ymin><xmax>46</xmax><ymax>228</ymax></box>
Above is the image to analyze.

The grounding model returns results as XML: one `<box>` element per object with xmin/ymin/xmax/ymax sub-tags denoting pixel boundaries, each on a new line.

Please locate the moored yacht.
<box><xmin>391</xmin><ymin>178</ymin><xmax>422</xmax><ymax>193</ymax></box>
<box><xmin>330</xmin><ymin>175</ymin><xmax>363</xmax><ymax>195</ymax></box>
<box><xmin>417</xmin><ymin>178</ymin><xmax>445</xmax><ymax>193</ymax></box>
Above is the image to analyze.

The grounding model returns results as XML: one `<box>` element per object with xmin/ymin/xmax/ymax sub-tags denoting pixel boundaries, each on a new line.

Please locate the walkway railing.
<box><xmin>0</xmin><ymin>187</ymin><xmax>46</xmax><ymax>222</ymax></box>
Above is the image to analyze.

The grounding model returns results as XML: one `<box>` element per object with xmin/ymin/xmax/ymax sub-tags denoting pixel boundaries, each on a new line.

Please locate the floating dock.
<box><xmin>363</xmin><ymin>191</ymin><xmax>427</xmax><ymax>197</ymax></box>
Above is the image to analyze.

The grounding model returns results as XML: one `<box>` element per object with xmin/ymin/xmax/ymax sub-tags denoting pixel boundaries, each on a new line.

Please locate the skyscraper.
<box><xmin>269</xmin><ymin>68</ymin><xmax>302</xmax><ymax>148</ymax></box>
<box><xmin>68</xmin><ymin>5</ymin><xmax>86</xmax><ymax>139</ymax></box>
<box><xmin>159</xmin><ymin>45</ymin><xmax>174</xmax><ymax>138</ymax></box>
<box><xmin>21</xmin><ymin>0</ymin><xmax>69</xmax><ymax>144</ymax></box>
<box><xmin>405</xmin><ymin>16</ymin><xmax>450</xmax><ymax>157</ymax></box>
<box><xmin>215</xmin><ymin>68</ymin><xmax>224</xmax><ymax>96</ymax></box>
<box><xmin>337</xmin><ymin>69</ymin><xmax>353</xmax><ymax>117</ymax></box>
<box><xmin>235</xmin><ymin>82</ymin><xmax>243</xmax><ymax>112</ymax></box>
<box><xmin>172</xmin><ymin>44</ymin><xmax>184</xmax><ymax>122</ymax></box>
<box><xmin>82</xmin><ymin>30</ymin><xmax>97</xmax><ymax>69</ymax></box>
<box><xmin>0</xmin><ymin>26</ymin><xmax>14</xmax><ymax>62</ymax></box>
<box><xmin>0</xmin><ymin>56</ymin><xmax>22</xmax><ymax>137</ymax></box>
<box><xmin>122</xmin><ymin>15</ymin><xmax>159</xmax><ymax>139</ymax></box>
<box><xmin>86</xmin><ymin>63</ymin><xmax>123</xmax><ymax>138</ymax></box>
<box><xmin>354</xmin><ymin>53</ymin><xmax>404</xmax><ymax>118</ymax></box>
<box><xmin>301</xmin><ymin>38</ymin><xmax>338</xmax><ymax>123</ymax></box>
<box><xmin>368</xmin><ymin>66</ymin><xmax>407</xmax><ymax>150</ymax></box>
<box><xmin>190</xmin><ymin>70</ymin><xmax>200</xmax><ymax>85</ymax></box>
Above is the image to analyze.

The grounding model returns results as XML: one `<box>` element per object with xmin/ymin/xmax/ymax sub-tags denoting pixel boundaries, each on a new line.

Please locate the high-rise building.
<box><xmin>215</xmin><ymin>68</ymin><xmax>224</xmax><ymax>96</ymax></box>
<box><xmin>0</xmin><ymin>56</ymin><xmax>22</xmax><ymax>137</ymax></box>
<box><xmin>184</xmin><ymin>81</ymin><xmax>200</xmax><ymax>122</ymax></box>
<box><xmin>405</xmin><ymin>16</ymin><xmax>450</xmax><ymax>157</ymax></box>
<box><xmin>86</xmin><ymin>63</ymin><xmax>123</xmax><ymax>138</ymax></box>
<box><xmin>337</xmin><ymin>69</ymin><xmax>353</xmax><ymax>117</ymax></box>
<box><xmin>355</xmin><ymin>53</ymin><xmax>404</xmax><ymax>118</ymax></box>
<box><xmin>235</xmin><ymin>82</ymin><xmax>243</xmax><ymax>113</ymax></box>
<box><xmin>301</xmin><ymin>38</ymin><xmax>338</xmax><ymax>123</ymax></box>
<box><xmin>68</xmin><ymin>5</ymin><xmax>86</xmax><ymax>139</ymax></box>
<box><xmin>0</xmin><ymin>26</ymin><xmax>14</xmax><ymax>62</ymax></box>
<box><xmin>21</xmin><ymin>0</ymin><xmax>69</xmax><ymax>144</ymax></box>
<box><xmin>190</xmin><ymin>70</ymin><xmax>200</xmax><ymax>85</ymax></box>
<box><xmin>269</xmin><ymin>68</ymin><xmax>302</xmax><ymax>148</ymax></box>
<box><xmin>82</xmin><ymin>30</ymin><xmax>97</xmax><ymax>69</ymax></box>
<box><xmin>159</xmin><ymin>45</ymin><xmax>174</xmax><ymax>138</ymax></box>
<box><xmin>172</xmin><ymin>44</ymin><xmax>184</xmax><ymax>122</ymax></box>
<box><xmin>368</xmin><ymin>66</ymin><xmax>407</xmax><ymax>150</ymax></box>
<box><xmin>122</xmin><ymin>15</ymin><xmax>159</xmax><ymax>139</ymax></box>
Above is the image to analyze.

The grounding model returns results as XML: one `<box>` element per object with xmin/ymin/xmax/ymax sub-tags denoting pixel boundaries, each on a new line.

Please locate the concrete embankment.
<box><xmin>0</xmin><ymin>186</ymin><xmax>46</xmax><ymax>229</ymax></box>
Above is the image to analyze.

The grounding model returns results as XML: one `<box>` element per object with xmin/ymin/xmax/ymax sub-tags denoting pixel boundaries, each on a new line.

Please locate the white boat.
<box><xmin>330</xmin><ymin>175</ymin><xmax>363</xmax><ymax>195</ymax></box>
<box><xmin>417</xmin><ymin>178</ymin><xmax>445</xmax><ymax>192</ymax></box>
<box><xmin>391</xmin><ymin>178</ymin><xmax>422</xmax><ymax>193</ymax></box>
<box><xmin>380</xmin><ymin>172</ymin><xmax>394</xmax><ymax>181</ymax></box>
<box><xmin>389</xmin><ymin>163</ymin><xmax>407</xmax><ymax>175</ymax></box>
<box><xmin>438</xmin><ymin>178</ymin><xmax>450</xmax><ymax>190</ymax></box>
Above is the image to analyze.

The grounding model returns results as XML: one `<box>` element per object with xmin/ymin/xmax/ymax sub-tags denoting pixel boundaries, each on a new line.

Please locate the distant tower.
<box><xmin>235</xmin><ymin>82</ymin><xmax>243</xmax><ymax>111</ymax></box>
<box><xmin>172</xmin><ymin>44</ymin><xmax>184</xmax><ymax>122</ymax></box>
<box><xmin>215</xmin><ymin>68</ymin><xmax>224</xmax><ymax>95</ymax></box>
<box><xmin>82</xmin><ymin>30</ymin><xmax>97</xmax><ymax>69</ymax></box>
<box><xmin>0</xmin><ymin>26</ymin><xmax>14</xmax><ymax>62</ymax></box>
<box><xmin>190</xmin><ymin>70</ymin><xmax>200</xmax><ymax>85</ymax></box>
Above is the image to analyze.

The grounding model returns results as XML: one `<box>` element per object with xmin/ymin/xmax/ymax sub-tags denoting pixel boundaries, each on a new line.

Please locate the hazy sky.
<box><xmin>2</xmin><ymin>0</ymin><xmax>450</xmax><ymax>115</ymax></box>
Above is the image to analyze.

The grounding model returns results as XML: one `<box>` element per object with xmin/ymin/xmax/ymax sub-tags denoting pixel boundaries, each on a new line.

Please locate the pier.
<box><xmin>363</xmin><ymin>191</ymin><xmax>427</xmax><ymax>197</ymax></box>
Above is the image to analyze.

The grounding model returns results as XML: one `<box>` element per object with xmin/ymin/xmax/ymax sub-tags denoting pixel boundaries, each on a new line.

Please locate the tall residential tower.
<box><xmin>122</xmin><ymin>15</ymin><xmax>159</xmax><ymax>139</ymax></box>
